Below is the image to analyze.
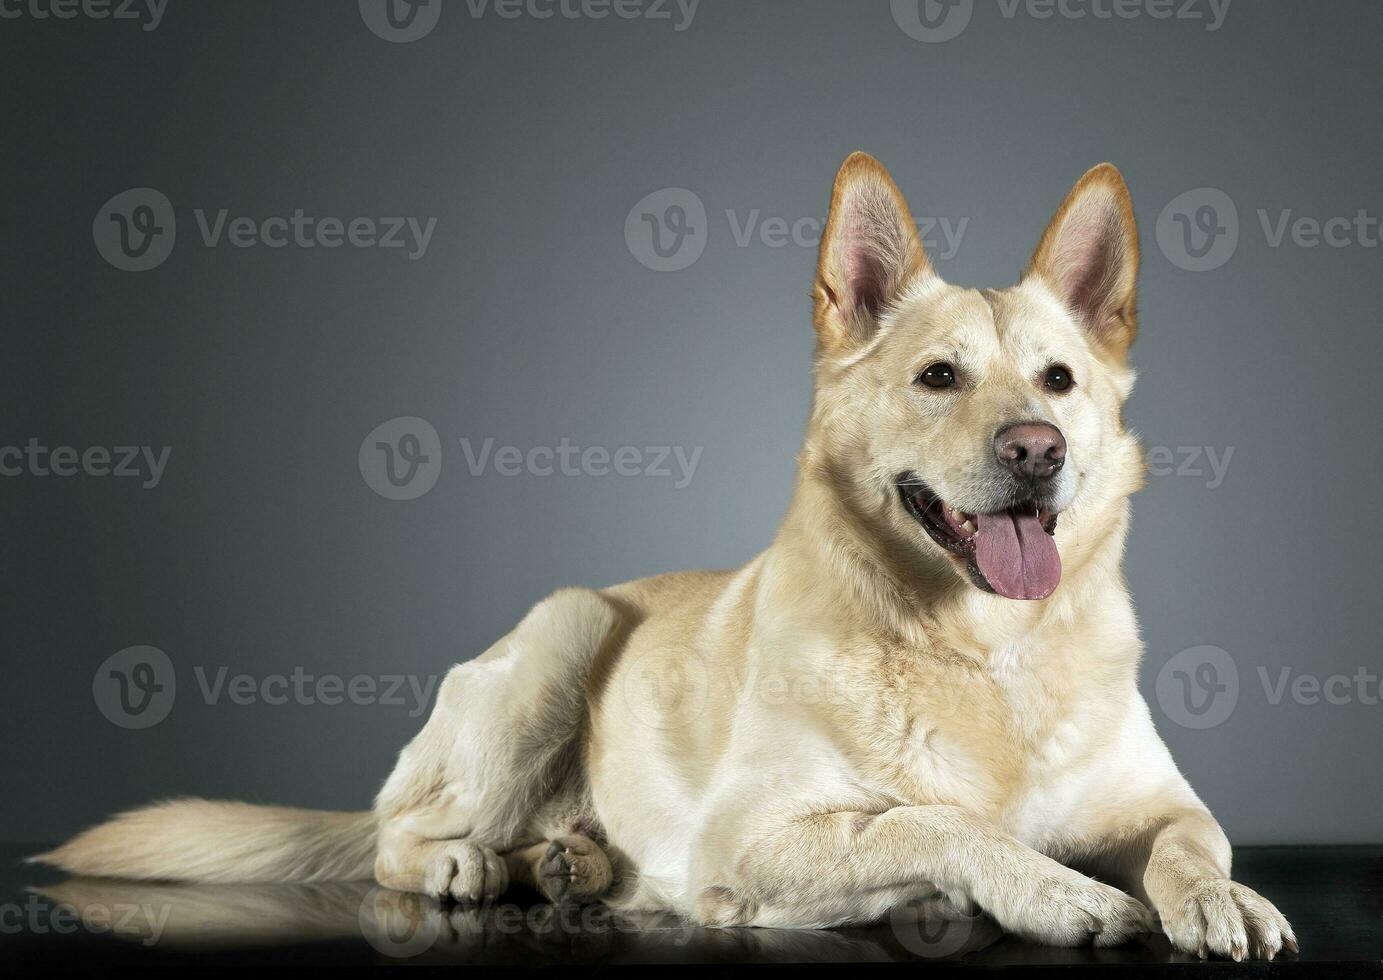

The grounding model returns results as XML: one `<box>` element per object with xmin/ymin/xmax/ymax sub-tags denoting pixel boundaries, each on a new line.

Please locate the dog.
<box><xmin>38</xmin><ymin>153</ymin><xmax>1295</xmax><ymax>961</ymax></box>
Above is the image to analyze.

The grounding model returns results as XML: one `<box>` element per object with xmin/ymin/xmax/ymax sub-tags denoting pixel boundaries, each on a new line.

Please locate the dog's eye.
<box><xmin>1044</xmin><ymin>364</ymin><xmax>1074</xmax><ymax>392</ymax></box>
<box><xmin>917</xmin><ymin>363</ymin><xmax>956</xmax><ymax>389</ymax></box>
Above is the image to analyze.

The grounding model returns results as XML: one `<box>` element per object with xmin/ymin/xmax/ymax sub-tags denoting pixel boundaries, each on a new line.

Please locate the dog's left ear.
<box><xmin>814</xmin><ymin>152</ymin><xmax>931</xmax><ymax>353</ymax></box>
<box><xmin>1025</xmin><ymin>163</ymin><xmax>1140</xmax><ymax>359</ymax></box>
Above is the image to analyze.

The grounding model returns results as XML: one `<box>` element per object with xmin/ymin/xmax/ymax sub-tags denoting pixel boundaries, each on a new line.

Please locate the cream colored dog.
<box><xmin>40</xmin><ymin>154</ymin><xmax>1295</xmax><ymax>961</ymax></box>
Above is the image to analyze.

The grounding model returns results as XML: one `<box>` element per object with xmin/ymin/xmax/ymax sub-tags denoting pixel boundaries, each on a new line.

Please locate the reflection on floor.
<box><xmin>3</xmin><ymin>846</ymin><xmax>1380</xmax><ymax>972</ymax></box>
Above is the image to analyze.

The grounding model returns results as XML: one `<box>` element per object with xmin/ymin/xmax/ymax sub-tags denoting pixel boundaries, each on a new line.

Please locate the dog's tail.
<box><xmin>29</xmin><ymin>798</ymin><xmax>377</xmax><ymax>884</ymax></box>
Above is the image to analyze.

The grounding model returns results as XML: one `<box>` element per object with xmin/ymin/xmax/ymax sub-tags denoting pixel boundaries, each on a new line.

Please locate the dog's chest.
<box><xmin>860</xmin><ymin>643</ymin><xmax>1096</xmax><ymax>834</ymax></box>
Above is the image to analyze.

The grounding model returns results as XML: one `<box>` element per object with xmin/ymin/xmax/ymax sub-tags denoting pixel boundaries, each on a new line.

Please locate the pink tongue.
<box><xmin>972</xmin><ymin>511</ymin><xmax>1061</xmax><ymax>600</ymax></box>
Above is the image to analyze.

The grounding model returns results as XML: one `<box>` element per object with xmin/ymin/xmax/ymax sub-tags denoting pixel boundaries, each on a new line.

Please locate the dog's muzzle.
<box><xmin>897</xmin><ymin>474</ymin><xmax>1062</xmax><ymax>601</ymax></box>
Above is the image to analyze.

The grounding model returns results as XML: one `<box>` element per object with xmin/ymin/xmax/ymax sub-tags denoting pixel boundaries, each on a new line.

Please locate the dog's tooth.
<box><xmin>958</xmin><ymin>519</ymin><xmax>976</xmax><ymax>536</ymax></box>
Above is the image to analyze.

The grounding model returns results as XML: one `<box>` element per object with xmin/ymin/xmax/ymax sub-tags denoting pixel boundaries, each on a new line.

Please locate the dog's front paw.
<box><xmin>424</xmin><ymin>841</ymin><xmax>509</xmax><ymax>904</ymax></box>
<box><xmin>1158</xmin><ymin>878</ymin><xmax>1296</xmax><ymax>960</ymax></box>
<box><xmin>993</xmin><ymin>867</ymin><xmax>1154</xmax><ymax>948</ymax></box>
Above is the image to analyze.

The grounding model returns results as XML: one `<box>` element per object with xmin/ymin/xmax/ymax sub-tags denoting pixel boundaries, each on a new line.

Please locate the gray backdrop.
<box><xmin>4</xmin><ymin>0</ymin><xmax>1380</xmax><ymax>846</ymax></box>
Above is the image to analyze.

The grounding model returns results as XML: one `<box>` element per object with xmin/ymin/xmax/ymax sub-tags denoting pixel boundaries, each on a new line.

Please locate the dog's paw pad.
<box><xmin>538</xmin><ymin>835</ymin><xmax>611</xmax><ymax>905</ymax></box>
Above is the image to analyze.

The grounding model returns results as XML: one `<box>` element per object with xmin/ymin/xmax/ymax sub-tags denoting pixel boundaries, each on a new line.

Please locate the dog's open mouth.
<box><xmin>897</xmin><ymin>475</ymin><xmax>1061</xmax><ymax>601</ymax></box>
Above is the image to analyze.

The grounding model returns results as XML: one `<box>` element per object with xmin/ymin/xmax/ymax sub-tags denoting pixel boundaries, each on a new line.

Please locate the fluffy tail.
<box><xmin>30</xmin><ymin>798</ymin><xmax>377</xmax><ymax>884</ymax></box>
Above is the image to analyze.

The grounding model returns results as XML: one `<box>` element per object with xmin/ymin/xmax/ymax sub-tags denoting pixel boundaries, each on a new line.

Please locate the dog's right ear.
<box><xmin>813</xmin><ymin>152</ymin><xmax>930</xmax><ymax>353</ymax></box>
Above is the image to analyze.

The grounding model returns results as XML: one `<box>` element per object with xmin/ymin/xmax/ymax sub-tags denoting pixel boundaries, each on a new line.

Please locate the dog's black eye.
<box><xmin>917</xmin><ymin>363</ymin><xmax>956</xmax><ymax>389</ymax></box>
<box><xmin>1044</xmin><ymin>364</ymin><xmax>1074</xmax><ymax>392</ymax></box>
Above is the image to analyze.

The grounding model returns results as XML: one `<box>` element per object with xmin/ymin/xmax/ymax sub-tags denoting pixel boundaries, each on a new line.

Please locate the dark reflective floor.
<box><xmin>3</xmin><ymin>846</ymin><xmax>1379</xmax><ymax>974</ymax></box>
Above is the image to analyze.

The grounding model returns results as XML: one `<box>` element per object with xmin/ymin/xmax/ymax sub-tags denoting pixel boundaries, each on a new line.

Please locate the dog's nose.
<box><xmin>994</xmin><ymin>423</ymin><xmax>1066</xmax><ymax>482</ymax></box>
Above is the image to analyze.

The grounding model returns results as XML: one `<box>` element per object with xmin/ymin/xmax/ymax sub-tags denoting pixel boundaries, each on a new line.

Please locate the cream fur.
<box><xmin>38</xmin><ymin>155</ymin><xmax>1294</xmax><ymax>962</ymax></box>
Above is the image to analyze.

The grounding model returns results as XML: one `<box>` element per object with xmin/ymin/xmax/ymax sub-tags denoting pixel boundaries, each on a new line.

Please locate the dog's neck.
<box><xmin>772</xmin><ymin>450</ymin><xmax>1135</xmax><ymax>653</ymax></box>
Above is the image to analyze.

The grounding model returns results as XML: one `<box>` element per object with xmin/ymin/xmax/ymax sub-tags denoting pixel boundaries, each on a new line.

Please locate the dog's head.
<box><xmin>806</xmin><ymin>153</ymin><xmax>1143</xmax><ymax>601</ymax></box>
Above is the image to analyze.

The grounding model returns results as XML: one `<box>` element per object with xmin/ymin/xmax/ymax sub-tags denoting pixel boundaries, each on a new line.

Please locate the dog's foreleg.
<box><xmin>700</xmin><ymin>803</ymin><xmax>1152</xmax><ymax>946</ymax></box>
<box><xmin>374</xmin><ymin>824</ymin><xmax>509</xmax><ymax>904</ymax></box>
<box><xmin>1139</xmin><ymin>808</ymin><xmax>1296</xmax><ymax>960</ymax></box>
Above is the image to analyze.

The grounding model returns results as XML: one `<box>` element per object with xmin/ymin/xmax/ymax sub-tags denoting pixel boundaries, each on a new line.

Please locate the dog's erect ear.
<box><xmin>1025</xmin><ymin>163</ymin><xmax>1140</xmax><ymax>358</ymax></box>
<box><xmin>813</xmin><ymin>152</ymin><xmax>930</xmax><ymax>352</ymax></box>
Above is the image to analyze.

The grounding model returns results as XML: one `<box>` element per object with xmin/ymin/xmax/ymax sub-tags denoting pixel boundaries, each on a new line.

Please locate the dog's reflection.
<box><xmin>32</xmin><ymin>878</ymin><xmax>1001</xmax><ymax>963</ymax></box>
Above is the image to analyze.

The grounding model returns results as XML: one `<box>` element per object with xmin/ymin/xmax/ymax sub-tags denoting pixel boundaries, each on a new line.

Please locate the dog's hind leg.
<box><xmin>372</xmin><ymin>588</ymin><xmax>626</xmax><ymax>902</ymax></box>
<box><xmin>506</xmin><ymin>834</ymin><xmax>614</xmax><ymax>905</ymax></box>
